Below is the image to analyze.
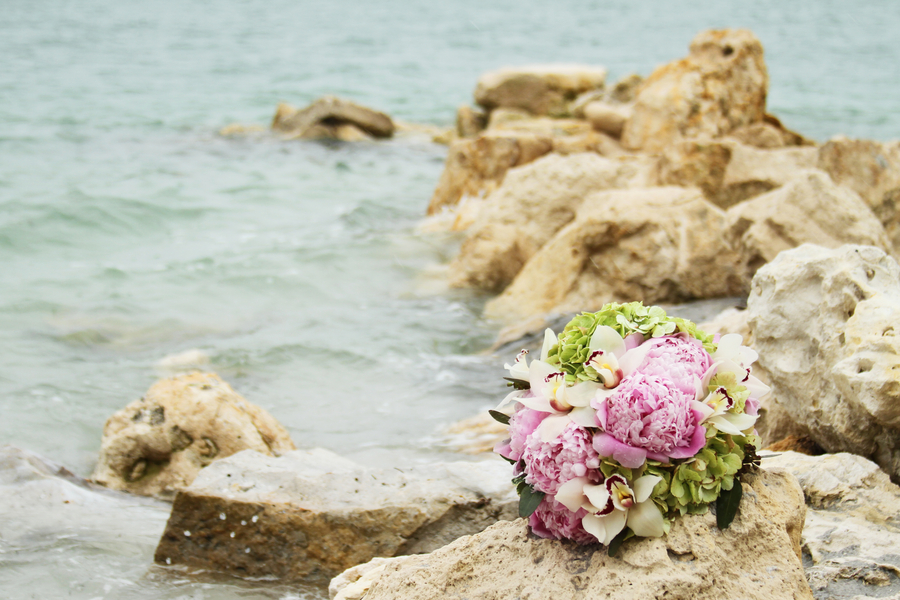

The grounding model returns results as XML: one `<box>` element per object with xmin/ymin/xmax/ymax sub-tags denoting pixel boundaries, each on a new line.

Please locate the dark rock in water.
<box><xmin>153</xmin><ymin>448</ymin><xmax>517</xmax><ymax>582</ymax></box>
<box><xmin>272</xmin><ymin>96</ymin><xmax>395</xmax><ymax>140</ymax></box>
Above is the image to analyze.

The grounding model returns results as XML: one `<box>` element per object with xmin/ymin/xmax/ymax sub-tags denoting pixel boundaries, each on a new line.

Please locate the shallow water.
<box><xmin>1</xmin><ymin>0</ymin><xmax>899</xmax><ymax>598</ymax></box>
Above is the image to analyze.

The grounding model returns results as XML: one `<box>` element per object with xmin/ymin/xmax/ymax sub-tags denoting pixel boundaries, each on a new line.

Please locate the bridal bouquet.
<box><xmin>492</xmin><ymin>302</ymin><xmax>767</xmax><ymax>552</ymax></box>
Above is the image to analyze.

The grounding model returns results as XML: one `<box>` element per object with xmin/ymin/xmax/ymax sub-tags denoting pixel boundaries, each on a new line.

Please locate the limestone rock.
<box><xmin>448</xmin><ymin>153</ymin><xmax>656</xmax><ymax>292</ymax></box>
<box><xmin>484</xmin><ymin>186</ymin><xmax>743</xmax><ymax>323</ymax></box>
<box><xmin>726</xmin><ymin>170</ymin><xmax>890</xmax><ymax>287</ymax></box>
<box><xmin>606</xmin><ymin>73</ymin><xmax>644</xmax><ymax>104</ymax></box>
<box><xmin>817</xmin><ymin>137</ymin><xmax>900</xmax><ymax>254</ymax></box>
<box><xmin>729</xmin><ymin>114</ymin><xmax>813</xmax><ymax>149</ymax></box>
<box><xmin>764</xmin><ymin>452</ymin><xmax>900</xmax><ymax>599</ymax></box>
<box><xmin>656</xmin><ymin>138</ymin><xmax>818</xmax><ymax>209</ymax></box>
<box><xmin>271</xmin><ymin>96</ymin><xmax>394</xmax><ymax>140</ymax></box>
<box><xmin>344</xmin><ymin>468</ymin><xmax>811</xmax><ymax>600</ymax></box>
<box><xmin>434</xmin><ymin>411</ymin><xmax>508</xmax><ymax>455</ymax></box>
<box><xmin>817</xmin><ymin>136</ymin><xmax>900</xmax><ymax>210</ymax></box>
<box><xmin>426</xmin><ymin>132</ymin><xmax>553</xmax><ymax>215</ymax></box>
<box><xmin>153</xmin><ymin>449</ymin><xmax>517</xmax><ymax>581</ymax></box>
<box><xmin>584</xmin><ymin>101</ymin><xmax>631</xmax><ymax>139</ymax></box>
<box><xmin>455</xmin><ymin>104</ymin><xmax>486</xmax><ymax>138</ymax></box>
<box><xmin>92</xmin><ymin>372</ymin><xmax>295</xmax><ymax>499</ymax></box>
<box><xmin>748</xmin><ymin>244</ymin><xmax>900</xmax><ymax>482</ymax></box>
<box><xmin>474</xmin><ymin>64</ymin><xmax>607</xmax><ymax>117</ymax></box>
<box><xmin>622</xmin><ymin>29</ymin><xmax>768</xmax><ymax>152</ymax></box>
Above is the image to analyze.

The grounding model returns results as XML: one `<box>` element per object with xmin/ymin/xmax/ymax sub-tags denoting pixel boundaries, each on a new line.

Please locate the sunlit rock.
<box><xmin>271</xmin><ymin>96</ymin><xmax>394</xmax><ymax>140</ymax></box>
<box><xmin>474</xmin><ymin>64</ymin><xmax>607</xmax><ymax>117</ymax></box>
<box><xmin>748</xmin><ymin>244</ymin><xmax>900</xmax><ymax>482</ymax></box>
<box><xmin>335</xmin><ymin>469</ymin><xmax>811</xmax><ymax>600</ymax></box>
<box><xmin>92</xmin><ymin>372</ymin><xmax>295</xmax><ymax>499</ymax></box>
<box><xmin>153</xmin><ymin>448</ymin><xmax>517</xmax><ymax>581</ymax></box>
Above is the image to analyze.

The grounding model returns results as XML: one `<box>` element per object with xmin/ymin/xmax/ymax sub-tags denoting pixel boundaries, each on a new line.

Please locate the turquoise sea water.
<box><xmin>1</xmin><ymin>1</ymin><xmax>898</xmax><ymax>598</ymax></box>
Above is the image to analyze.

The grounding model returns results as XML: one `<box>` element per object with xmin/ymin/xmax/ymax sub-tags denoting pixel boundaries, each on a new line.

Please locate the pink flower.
<box><xmin>637</xmin><ymin>334</ymin><xmax>712</xmax><ymax>397</ymax></box>
<box><xmin>522</xmin><ymin>421</ymin><xmax>601</xmax><ymax>496</ymax></box>
<box><xmin>494</xmin><ymin>405</ymin><xmax>547</xmax><ymax>463</ymax></box>
<box><xmin>529</xmin><ymin>496</ymin><xmax>597</xmax><ymax>545</ymax></box>
<box><xmin>592</xmin><ymin>372</ymin><xmax>707</xmax><ymax>468</ymax></box>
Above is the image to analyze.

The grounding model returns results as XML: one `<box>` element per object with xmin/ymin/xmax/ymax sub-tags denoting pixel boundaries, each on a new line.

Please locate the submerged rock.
<box><xmin>765</xmin><ymin>451</ymin><xmax>900</xmax><ymax>599</ymax></box>
<box><xmin>153</xmin><ymin>448</ymin><xmax>517</xmax><ymax>581</ymax></box>
<box><xmin>622</xmin><ymin>29</ymin><xmax>768</xmax><ymax>152</ymax></box>
<box><xmin>484</xmin><ymin>186</ymin><xmax>743</xmax><ymax>323</ymax></box>
<box><xmin>474</xmin><ymin>64</ymin><xmax>607</xmax><ymax>117</ymax></box>
<box><xmin>272</xmin><ymin>96</ymin><xmax>394</xmax><ymax>140</ymax></box>
<box><xmin>334</xmin><ymin>468</ymin><xmax>811</xmax><ymax>600</ymax></box>
<box><xmin>749</xmin><ymin>244</ymin><xmax>900</xmax><ymax>482</ymax></box>
<box><xmin>92</xmin><ymin>372</ymin><xmax>295</xmax><ymax>499</ymax></box>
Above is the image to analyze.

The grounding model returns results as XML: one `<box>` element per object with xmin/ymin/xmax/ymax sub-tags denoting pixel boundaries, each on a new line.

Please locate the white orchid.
<box><xmin>694</xmin><ymin>333</ymin><xmax>770</xmax><ymax>435</ymax></box>
<box><xmin>556</xmin><ymin>473</ymin><xmax>664</xmax><ymax>545</ymax></box>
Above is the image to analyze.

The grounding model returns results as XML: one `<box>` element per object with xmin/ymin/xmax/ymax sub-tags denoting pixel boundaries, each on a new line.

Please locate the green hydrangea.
<box><xmin>545</xmin><ymin>302</ymin><xmax>716</xmax><ymax>383</ymax></box>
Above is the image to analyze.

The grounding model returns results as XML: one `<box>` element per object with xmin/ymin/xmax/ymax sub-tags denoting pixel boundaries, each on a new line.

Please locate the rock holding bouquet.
<box><xmin>493</xmin><ymin>302</ymin><xmax>768</xmax><ymax>554</ymax></box>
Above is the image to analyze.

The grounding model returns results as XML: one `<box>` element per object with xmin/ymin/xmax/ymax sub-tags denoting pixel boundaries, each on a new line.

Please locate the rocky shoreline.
<box><xmin>5</xmin><ymin>25</ymin><xmax>900</xmax><ymax>600</ymax></box>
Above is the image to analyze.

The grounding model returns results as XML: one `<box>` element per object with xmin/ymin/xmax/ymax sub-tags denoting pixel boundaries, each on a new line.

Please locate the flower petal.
<box><xmin>540</xmin><ymin>328</ymin><xmax>557</xmax><ymax>362</ymax></box>
<box><xmin>593</xmin><ymin>433</ymin><xmax>648</xmax><ymax>469</ymax></box>
<box><xmin>632</xmin><ymin>475</ymin><xmax>662</xmax><ymax>503</ymax></box>
<box><xmin>626</xmin><ymin>500</ymin><xmax>665</xmax><ymax>538</ymax></box>
<box><xmin>567</xmin><ymin>381</ymin><xmax>601</xmax><ymax>407</ymax></box>
<box><xmin>556</xmin><ymin>477</ymin><xmax>589</xmax><ymax>513</ymax></box>
<box><xmin>583</xmin><ymin>483</ymin><xmax>611</xmax><ymax>512</ymax></box>
<box><xmin>537</xmin><ymin>414</ymin><xmax>572</xmax><ymax>442</ymax></box>
<box><xmin>569</xmin><ymin>405</ymin><xmax>599</xmax><ymax>428</ymax></box>
<box><xmin>589</xmin><ymin>325</ymin><xmax>626</xmax><ymax>357</ymax></box>
<box><xmin>583</xmin><ymin>510</ymin><xmax>626</xmax><ymax>545</ymax></box>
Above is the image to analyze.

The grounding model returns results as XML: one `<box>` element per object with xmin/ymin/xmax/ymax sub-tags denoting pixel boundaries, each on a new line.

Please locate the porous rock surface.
<box><xmin>748</xmin><ymin>244</ymin><xmax>900</xmax><ymax>482</ymax></box>
<box><xmin>726</xmin><ymin>170</ymin><xmax>890</xmax><ymax>287</ymax></box>
<box><xmin>448</xmin><ymin>152</ymin><xmax>656</xmax><ymax>292</ymax></box>
<box><xmin>766</xmin><ymin>451</ymin><xmax>900</xmax><ymax>599</ymax></box>
<box><xmin>153</xmin><ymin>448</ymin><xmax>517</xmax><ymax>581</ymax></box>
<box><xmin>272</xmin><ymin>96</ymin><xmax>394</xmax><ymax>140</ymax></box>
<box><xmin>92</xmin><ymin>372</ymin><xmax>295</xmax><ymax>499</ymax></box>
<box><xmin>484</xmin><ymin>186</ymin><xmax>743</xmax><ymax>323</ymax></box>
<box><xmin>332</xmin><ymin>468</ymin><xmax>811</xmax><ymax>600</ymax></box>
<box><xmin>427</xmin><ymin>132</ymin><xmax>553</xmax><ymax>215</ymax></box>
<box><xmin>474</xmin><ymin>64</ymin><xmax>607</xmax><ymax>117</ymax></box>
<box><xmin>622</xmin><ymin>29</ymin><xmax>769</xmax><ymax>152</ymax></box>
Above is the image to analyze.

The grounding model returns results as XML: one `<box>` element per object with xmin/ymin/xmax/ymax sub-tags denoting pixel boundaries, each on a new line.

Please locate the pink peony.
<box><xmin>529</xmin><ymin>496</ymin><xmax>597</xmax><ymax>545</ymax></box>
<box><xmin>522</xmin><ymin>421</ymin><xmax>601</xmax><ymax>496</ymax></box>
<box><xmin>494</xmin><ymin>404</ymin><xmax>547</xmax><ymax>464</ymax></box>
<box><xmin>637</xmin><ymin>334</ymin><xmax>712</xmax><ymax>397</ymax></box>
<box><xmin>593</xmin><ymin>372</ymin><xmax>707</xmax><ymax>468</ymax></box>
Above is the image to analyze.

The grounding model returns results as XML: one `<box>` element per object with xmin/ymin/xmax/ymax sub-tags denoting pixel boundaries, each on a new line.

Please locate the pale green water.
<box><xmin>1</xmin><ymin>0</ymin><xmax>898</xmax><ymax>598</ymax></box>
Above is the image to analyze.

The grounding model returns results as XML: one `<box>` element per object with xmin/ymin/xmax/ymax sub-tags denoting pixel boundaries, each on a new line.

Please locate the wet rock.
<box><xmin>338</xmin><ymin>468</ymin><xmax>811</xmax><ymax>600</ymax></box>
<box><xmin>92</xmin><ymin>372</ymin><xmax>295</xmax><ymax>499</ymax></box>
<box><xmin>484</xmin><ymin>186</ymin><xmax>743</xmax><ymax>324</ymax></box>
<box><xmin>271</xmin><ymin>96</ymin><xmax>394</xmax><ymax>140</ymax></box>
<box><xmin>656</xmin><ymin>138</ymin><xmax>818</xmax><ymax>209</ymax></box>
<box><xmin>0</xmin><ymin>446</ymin><xmax>172</xmax><ymax>597</ymax></box>
<box><xmin>764</xmin><ymin>452</ymin><xmax>900</xmax><ymax>600</ymax></box>
<box><xmin>726</xmin><ymin>170</ymin><xmax>890</xmax><ymax>288</ymax></box>
<box><xmin>455</xmin><ymin>104</ymin><xmax>487</xmax><ymax>138</ymax></box>
<box><xmin>448</xmin><ymin>152</ymin><xmax>656</xmax><ymax>292</ymax></box>
<box><xmin>474</xmin><ymin>64</ymin><xmax>607</xmax><ymax>117</ymax></box>
<box><xmin>154</xmin><ymin>448</ymin><xmax>517</xmax><ymax>581</ymax></box>
<box><xmin>426</xmin><ymin>132</ymin><xmax>553</xmax><ymax>215</ymax></box>
<box><xmin>748</xmin><ymin>244</ymin><xmax>900</xmax><ymax>482</ymax></box>
<box><xmin>622</xmin><ymin>29</ymin><xmax>768</xmax><ymax>152</ymax></box>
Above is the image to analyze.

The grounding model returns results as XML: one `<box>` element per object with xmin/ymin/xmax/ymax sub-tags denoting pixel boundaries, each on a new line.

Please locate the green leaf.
<box><xmin>518</xmin><ymin>484</ymin><xmax>545</xmax><ymax>518</ymax></box>
<box><xmin>503</xmin><ymin>377</ymin><xmax>530</xmax><ymax>390</ymax></box>
<box><xmin>607</xmin><ymin>528</ymin><xmax>629</xmax><ymax>557</ymax></box>
<box><xmin>488</xmin><ymin>410</ymin><xmax>510</xmax><ymax>425</ymax></box>
<box><xmin>716</xmin><ymin>479</ymin><xmax>743</xmax><ymax>529</ymax></box>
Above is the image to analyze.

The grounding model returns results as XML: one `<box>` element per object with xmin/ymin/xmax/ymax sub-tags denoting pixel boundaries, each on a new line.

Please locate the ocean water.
<box><xmin>1</xmin><ymin>0</ymin><xmax>898</xmax><ymax>598</ymax></box>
